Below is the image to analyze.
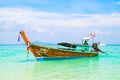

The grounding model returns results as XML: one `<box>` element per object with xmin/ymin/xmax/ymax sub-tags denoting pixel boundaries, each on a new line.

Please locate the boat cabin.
<box><xmin>57</xmin><ymin>42</ymin><xmax>90</xmax><ymax>53</ymax></box>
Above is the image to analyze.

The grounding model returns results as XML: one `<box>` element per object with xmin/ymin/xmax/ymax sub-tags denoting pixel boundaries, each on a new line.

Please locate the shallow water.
<box><xmin>0</xmin><ymin>44</ymin><xmax>120</xmax><ymax>80</ymax></box>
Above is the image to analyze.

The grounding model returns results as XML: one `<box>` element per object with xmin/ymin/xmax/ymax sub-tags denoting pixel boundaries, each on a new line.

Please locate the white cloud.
<box><xmin>31</xmin><ymin>25</ymin><xmax>45</xmax><ymax>33</ymax></box>
<box><xmin>93</xmin><ymin>30</ymin><xmax>111</xmax><ymax>35</ymax></box>
<box><xmin>0</xmin><ymin>7</ymin><xmax>120</xmax><ymax>33</ymax></box>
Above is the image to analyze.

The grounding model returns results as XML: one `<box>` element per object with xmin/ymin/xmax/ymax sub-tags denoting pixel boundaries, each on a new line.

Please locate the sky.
<box><xmin>0</xmin><ymin>0</ymin><xmax>120</xmax><ymax>44</ymax></box>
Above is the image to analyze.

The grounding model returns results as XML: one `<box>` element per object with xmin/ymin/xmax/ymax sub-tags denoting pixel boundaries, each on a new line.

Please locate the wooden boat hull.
<box><xmin>30</xmin><ymin>44</ymin><xmax>98</xmax><ymax>58</ymax></box>
<box><xmin>19</xmin><ymin>30</ymin><xmax>98</xmax><ymax>59</ymax></box>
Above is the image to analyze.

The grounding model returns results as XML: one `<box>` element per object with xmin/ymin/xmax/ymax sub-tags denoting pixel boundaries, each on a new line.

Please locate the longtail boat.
<box><xmin>19</xmin><ymin>30</ymin><xmax>102</xmax><ymax>59</ymax></box>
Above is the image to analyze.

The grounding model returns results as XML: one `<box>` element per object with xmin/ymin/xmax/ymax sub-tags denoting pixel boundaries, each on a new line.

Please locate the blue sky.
<box><xmin>0</xmin><ymin>0</ymin><xmax>120</xmax><ymax>44</ymax></box>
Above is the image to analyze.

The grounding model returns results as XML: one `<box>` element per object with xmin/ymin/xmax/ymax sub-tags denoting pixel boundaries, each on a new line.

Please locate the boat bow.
<box><xmin>19</xmin><ymin>30</ymin><xmax>41</xmax><ymax>57</ymax></box>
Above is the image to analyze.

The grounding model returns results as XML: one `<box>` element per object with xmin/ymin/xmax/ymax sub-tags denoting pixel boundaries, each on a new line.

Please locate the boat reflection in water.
<box><xmin>24</xmin><ymin>56</ymin><xmax>100</xmax><ymax>80</ymax></box>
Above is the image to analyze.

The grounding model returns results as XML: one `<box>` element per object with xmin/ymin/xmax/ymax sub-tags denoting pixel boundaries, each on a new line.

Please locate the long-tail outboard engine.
<box><xmin>92</xmin><ymin>43</ymin><xmax>104</xmax><ymax>53</ymax></box>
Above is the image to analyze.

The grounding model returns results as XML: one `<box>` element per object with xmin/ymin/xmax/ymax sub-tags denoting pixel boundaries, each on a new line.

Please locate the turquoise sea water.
<box><xmin>0</xmin><ymin>44</ymin><xmax>120</xmax><ymax>80</ymax></box>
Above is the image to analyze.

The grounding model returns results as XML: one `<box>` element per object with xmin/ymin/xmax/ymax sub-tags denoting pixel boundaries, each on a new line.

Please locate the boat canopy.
<box><xmin>57</xmin><ymin>42</ymin><xmax>77</xmax><ymax>48</ymax></box>
<box><xmin>82</xmin><ymin>33</ymin><xmax>95</xmax><ymax>40</ymax></box>
<box><xmin>82</xmin><ymin>36</ymin><xmax>92</xmax><ymax>40</ymax></box>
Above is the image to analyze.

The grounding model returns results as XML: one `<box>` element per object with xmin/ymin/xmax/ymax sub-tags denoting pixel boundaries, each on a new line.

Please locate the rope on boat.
<box><xmin>26</xmin><ymin>41</ymin><xmax>30</xmax><ymax>57</ymax></box>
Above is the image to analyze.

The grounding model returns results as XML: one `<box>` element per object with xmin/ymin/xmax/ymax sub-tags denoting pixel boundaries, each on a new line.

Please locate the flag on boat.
<box><xmin>18</xmin><ymin>34</ymin><xmax>20</xmax><ymax>42</ymax></box>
